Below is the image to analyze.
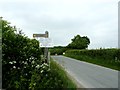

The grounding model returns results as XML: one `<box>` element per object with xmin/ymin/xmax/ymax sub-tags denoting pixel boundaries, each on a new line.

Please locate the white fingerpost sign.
<box><xmin>39</xmin><ymin>38</ymin><xmax>53</xmax><ymax>48</ymax></box>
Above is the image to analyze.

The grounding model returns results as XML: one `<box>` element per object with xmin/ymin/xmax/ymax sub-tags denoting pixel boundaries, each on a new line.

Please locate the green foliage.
<box><xmin>2</xmin><ymin>19</ymin><xmax>77</xmax><ymax>89</ymax></box>
<box><xmin>49</xmin><ymin>35</ymin><xmax>90</xmax><ymax>55</ymax></box>
<box><xmin>2</xmin><ymin>19</ymin><xmax>42</xmax><ymax>89</ymax></box>
<box><xmin>50</xmin><ymin>59</ymin><xmax>77</xmax><ymax>89</ymax></box>
<box><xmin>67</xmin><ymin>35</ymin><xmax>90</xmax><ymax>49</ymax></box>
<box><xmin>31</xmin><ymin>59</ymin><xmax>77</xmax><ymax>89</ymax></box>
<box><xmin>65</xmin><ymin>49</ymin><xmax>120</xmax><ymax>70</ymax></box>
<box><xmin>49</xmin><ymin>46</ymin><xmax>67</xmax><ymax>55</ymax></box>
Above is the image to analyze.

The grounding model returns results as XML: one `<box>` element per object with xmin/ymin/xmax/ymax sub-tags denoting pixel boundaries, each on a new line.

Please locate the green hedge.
<box><xmin>49</xmin><ymin>48</ymin><xmax>67</xmax><ymax>55</ymax></box>
<box><xmin>65</xmin><ymin>49</ymin><xmax>120</xmax><ymax>70</ymax></box>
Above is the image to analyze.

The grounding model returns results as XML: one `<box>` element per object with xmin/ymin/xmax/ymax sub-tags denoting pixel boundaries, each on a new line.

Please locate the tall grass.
<box><xmin>50</xmin><ymin>58</ymin><xmax>77</xmax><ymax>89</ymax></box>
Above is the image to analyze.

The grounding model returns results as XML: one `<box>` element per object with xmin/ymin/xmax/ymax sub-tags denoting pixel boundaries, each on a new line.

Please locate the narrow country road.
<box><xmin>51</xmin><ymin>55</ymin><xmax>118</xmax><ymax>88</ymax></box>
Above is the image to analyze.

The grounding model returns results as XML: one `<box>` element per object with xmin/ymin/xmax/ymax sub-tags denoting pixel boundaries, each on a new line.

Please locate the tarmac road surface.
<box><xmin>51</xmin><ymin>55</ymin><xmax>119</xmax><ymax>88</ymax></box>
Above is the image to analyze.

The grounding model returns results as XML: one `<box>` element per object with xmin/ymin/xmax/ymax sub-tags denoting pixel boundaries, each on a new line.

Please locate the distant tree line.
<box><xmin>49</xmin><ymin>35</ymin><xmax>90</xmax><ymax>55</ymax></box>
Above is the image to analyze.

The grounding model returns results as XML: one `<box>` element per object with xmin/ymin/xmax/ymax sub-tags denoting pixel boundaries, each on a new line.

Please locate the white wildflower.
<box><xmin>13</xmin><ymin>66</ymin><xmax>16</xmax><ymax>69</ymax></box>
<box><xmin>41</xmin><ymin>70</ymin><xmax>43</xmax><ymax>73</ymax></box>
<box><xmin>36</xmin><ymin>65</ymin><xmax>40</xmax><ymax>69</ymax></box>
<box><xmin>30</xmin><ymin>56</ymin><xmax>34</xmax><ymax>60</ymax></box>
<box><xmin>22</xmin><ymin>61</ymin><xmax>24</xmax><ymax>63</ymax></box>
<box><xmin>13</xmin><ymin>61</ymin><xmax>16</xmax><ymax>63</ymax></box>
<box><xmin>24</xmin><ymin>61</ymin><xmax>27</xmax><ymax>65</ymax></box>
<box><xmin>9</xmin><ymin>62</ymin><xmax>13</xmax><ymax>64</ymax></box>
<box><xmin>18</xmin><ymin>67</ymin><xmax>20</xmax><ymax>69</ymax></box>
<box><xmin>33</xmin><ymin>83</ymin><xmax>36</xmax><ymax>86</ymax></box>
<box><xmin>32</xmin><ymin>65</ymin><xmax>33</xmax><ymax>67</ymax></box>
<box><xmin>43</xmin><ymin>66</ymin><xmax>45</xmax><ymax>69</ymax></box>
<box><xmin>40</xmin><ymin>64</ymin><xmax>44</xmax><ymax>68</ymax></box>
<box><xmin>45</xmin><ymin>63</ymin><xmax>48</xmax><ymax>66</ymax></box>
<box><xmin>31</xmin><ymin>60</ymin><xmax>35</xmax><ymax>64</ymax></box>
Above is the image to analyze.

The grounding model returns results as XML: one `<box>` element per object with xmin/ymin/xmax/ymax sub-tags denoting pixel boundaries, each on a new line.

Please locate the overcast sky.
<box><xmin>0</xmin><ymin>0</ymin><xmax>119</xmax><ymax>49</ymax></box>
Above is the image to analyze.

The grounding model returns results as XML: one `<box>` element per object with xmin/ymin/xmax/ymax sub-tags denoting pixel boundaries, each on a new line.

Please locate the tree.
<box><xmin>67</xmin><ymin>35</ymin><xmax>90</xmax><ymax>49</ymax></box>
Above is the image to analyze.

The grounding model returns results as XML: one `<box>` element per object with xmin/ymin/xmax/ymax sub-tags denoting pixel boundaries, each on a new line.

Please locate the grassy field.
<box><xmin>64</xmin><ymin>49</ymin><xmax>120</xmax><ymax>71</ymax></box>
<box><xmin>50</xmin><ymin>58</ymin><xmax>77</xmax><ymax>89</ymax></box>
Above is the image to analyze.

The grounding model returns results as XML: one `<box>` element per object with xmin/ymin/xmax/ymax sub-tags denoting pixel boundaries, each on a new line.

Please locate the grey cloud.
<box><xmin>0</xmin><ymin>0</ymin><xmax>118</xmax><ymax>49</ymax></box>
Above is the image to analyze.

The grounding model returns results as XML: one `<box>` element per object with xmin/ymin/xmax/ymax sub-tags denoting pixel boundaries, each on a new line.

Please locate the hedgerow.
<box><xmin>65</xmin><ymin>49</ymin><xmax>120</xmax><ymax>70</ymax></box>
<box><xmin>2</xmin><ymin>20</ymin><xmax>43</xmax><ymax>89</ymax></box>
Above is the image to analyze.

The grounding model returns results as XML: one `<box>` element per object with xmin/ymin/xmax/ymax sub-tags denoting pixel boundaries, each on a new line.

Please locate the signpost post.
<box><xmin>33</xmin><ymin>31</ymin><xmax>52</xmax><ymax>64</ymax></box>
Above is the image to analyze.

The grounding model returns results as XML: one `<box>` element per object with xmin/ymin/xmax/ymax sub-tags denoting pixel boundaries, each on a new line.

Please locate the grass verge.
<box><xmin>64</xmin><ymin>54</ymin><xmax>120</xmax><ymax>71</ymax></box>
<box><xmin>50</xmin><ymin>58</ymin><xmax>77</xmax><ymax>89</ymax></box>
